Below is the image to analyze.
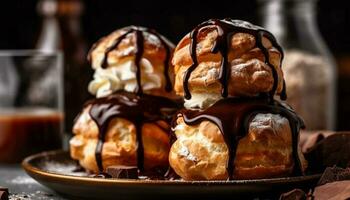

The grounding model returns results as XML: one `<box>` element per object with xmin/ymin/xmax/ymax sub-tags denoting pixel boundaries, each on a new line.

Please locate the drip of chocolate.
<box><xmin>88</xmin><ymin>26</ymin><xmax>173</xmax><ymax>94</ymax></box>
<box><xmin>183</xmin><ymin>18</ymin><xmax>286</xmax><ymax>101</ymax></box>
<box><xmin>84</xmin><ymin>26</ymin><xmax>177</xmax><ymax>178</ymax></box>
<box><xmin>86</xmin><ymin>91</ymin><xmax>178</xmax><ymax>173</ymax></box>
<box><xmin>177</xmin><ymin>97</ymin><xmax>304</xmax><ymax>179</ymax></box>
<box><xmin>134</xmin><ymin>29</ymin><xmax>144</xmax><ymax>95</ymax></box>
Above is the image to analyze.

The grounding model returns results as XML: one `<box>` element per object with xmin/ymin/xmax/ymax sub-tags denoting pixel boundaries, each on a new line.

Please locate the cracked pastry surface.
<box><xmin>172</xmin><ymin>27</ymin><xmax>284</xmax><ymax>109</ymax></box>
<box><xmin>70</xmin><ymin>105</ymin><xmax>171</xmax><ymax>173</ymax></box>
<box><xmin>88</xmin><ymin>26</ymin><xmax>176</xmax><ymax>98</ymax></box>
<box><xmin>169</xmin><ymin>113</ymin><xmax>307</xmax><ymax>180</ymax></box>
<box><xmin>70</xmin><ymin>27</ymin><xmax>179</xmax><ymax>175</ymax></box>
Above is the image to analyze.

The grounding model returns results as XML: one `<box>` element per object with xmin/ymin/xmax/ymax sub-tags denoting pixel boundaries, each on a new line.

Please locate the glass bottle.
<box><xmin>258</xmin><ymin>0</ymin><xmax>337</xmax><ymax>130</ymax></box>
<box><xmin>36</xmin><ymin>0</ymin><xmax>91</xmax><ymax>132</ymax></box>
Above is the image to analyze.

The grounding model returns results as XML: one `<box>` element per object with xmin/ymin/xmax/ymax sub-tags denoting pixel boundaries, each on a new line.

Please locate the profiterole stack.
<box><xmin>169</xmin><ymin>19</ymin><xmax>307</xmax><ymax>180</ymax></box>
<box><xmin>70</xmin><ymin>26</ymin><xmax>179</xmax><ymax>178</ymax></box>
<box><xmin>69</xmin><ymin>19</ymin><xmax>308</xmax><ymax>181</ymax></box>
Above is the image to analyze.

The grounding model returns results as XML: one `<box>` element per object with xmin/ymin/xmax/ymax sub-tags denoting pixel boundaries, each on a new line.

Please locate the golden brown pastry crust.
<box><xmin>172</xmin><ymin>26</ymin><xmax>284</xmax><ymax>97</ymax></box>
<box><xmin>70</xmin><ymin>105</ymin><xmax>170</xmax><ymax>173</ymax></box>
<box><xmin>89</xmin><ymin>26</ymin><xmax>174</xmax><ymax>70</ymax></box>
<box><xmin>169</xmin><ymin>113</ymin><xmax>307</xmax><ymax>180</ymax></box>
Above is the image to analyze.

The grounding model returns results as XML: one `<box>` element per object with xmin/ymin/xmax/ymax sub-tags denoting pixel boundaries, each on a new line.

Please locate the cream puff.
<box><xmin>70</xmin><ymin>26</ymin><xmax>179</xmax><ymax>176</ymax></box>
<box><xmin>88</xmin><ymin>26</ymin><xmax>176</xmax><ymax>99</ymax></box>
<box><xmin>170</xmin><ymin>98</ymin><xmax>307</xmax><ymax>180</ymax></box>
<box><xmin>172</xmin><ymin>19</ymin><xmax>285</xmax><ymax>109</ymax></box>
<box><xmin>169</xmin><ymin>19</ymin><xmax>307</xmax><ymax>180</ymax></box>
<box><xmin>71</xmin><ymin>92</ymin><xmax>178</xmax><ymax>174</ymax></box>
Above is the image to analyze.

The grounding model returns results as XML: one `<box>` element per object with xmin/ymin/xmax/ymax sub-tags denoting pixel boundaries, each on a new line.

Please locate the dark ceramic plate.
<box><xmin>22</xmin><ymin>150</ymin><xmax>320</xmax><ymax>200</ymax></box>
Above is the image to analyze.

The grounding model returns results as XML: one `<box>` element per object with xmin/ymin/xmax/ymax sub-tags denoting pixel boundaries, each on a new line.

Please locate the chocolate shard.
<box><xmin>318</xmin><ymin>166</ymin><xmax>350</xmax><ymax>186</ymax></box>
<box><xmin>313</xmin><ymin>181</ymin><xmax>350</xmax><ymax>200</ymax></box>
<box><xmin>0</xmin><ymin>192</ymin><xmax>8</xmax><ymax>200</ymax></box>
<box><xmin>305</xmin><ymin>133</ymin><xmax>350</xmax><ymax>173</ymax></box>
<box><xmin>106</xmin><ymin>166</ymin><xmax>138</xmax><ymax>179</ymax></box>
<box><xmin>138</xmin><ymin>167</ymin><xmax>169</xmax><ymax>180</ymax></box>
<box><xmin>279</xmin><ymin>189</ymin><xmax>307</xmax><ymax>200</ymax></box>
<box><xmin>0</xmin><ymin>187</ymin><xmax>8</xmax><ymax>200</ymax></box>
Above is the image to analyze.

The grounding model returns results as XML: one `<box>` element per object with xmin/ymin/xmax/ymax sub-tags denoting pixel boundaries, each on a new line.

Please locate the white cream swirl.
<box><xmin>184</xmin><ymin>93</ymin><xmax>222</xmax><ymax>110</ymax></box>
<box><xmin>88</xmin><ymin>58</ymin><xmax>163</xmax><ymax>98</ymax></box>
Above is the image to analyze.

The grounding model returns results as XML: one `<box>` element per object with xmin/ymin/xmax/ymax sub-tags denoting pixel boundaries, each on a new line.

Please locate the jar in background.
<box><xmin>258</xmin><ymin>0</ymin><xmax>337</xmax><ymax>130</ymax></box>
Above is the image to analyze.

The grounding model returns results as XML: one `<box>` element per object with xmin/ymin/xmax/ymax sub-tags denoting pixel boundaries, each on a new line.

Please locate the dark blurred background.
<box><xmin>1</xmin><ymin>0</ymin><xmax>349</xmax><ymax>52</ymax></box>
<box><xmin>0</xmin><ymin>0</ymin><xmax>349</xmax><ymax>130</ymax></box>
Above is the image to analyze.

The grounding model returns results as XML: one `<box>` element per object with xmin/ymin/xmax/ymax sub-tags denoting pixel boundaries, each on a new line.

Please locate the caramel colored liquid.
<box><xmin>0</xmin><ymin>108</ymin><xmax>63</xmax><ymax>163</ymax></box>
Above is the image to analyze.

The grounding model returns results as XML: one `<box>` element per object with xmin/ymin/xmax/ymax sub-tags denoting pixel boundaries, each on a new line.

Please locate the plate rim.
<box><xmin>22</xmin><ymin>150</ymin><xmax>321</xmax><ymax>186</ymax></box>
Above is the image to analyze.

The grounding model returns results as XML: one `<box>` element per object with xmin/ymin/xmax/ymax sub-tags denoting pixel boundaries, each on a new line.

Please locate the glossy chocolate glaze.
<box><xmin>85</xmin><ymin>91</ymin><xmax>179</xmax><ymax>173</ymax></box>
<box><xmin>183</xmin><ymin>18</ymin><xmax>286</xmax><ymax>101</ymax></box>
<box><xmin>88</xmin><ymin>26</ymin><xmax>173</xmax><ymax>94</ymax></box>
<box><xmin>84</xmin><ymin>26</ymin><xmax>177</xmax><ymax>178</ymax></box>
<box><xmin>177</xmin><ymin>97</ymin><xmax>305</xmax><ymax>179</ymax></box>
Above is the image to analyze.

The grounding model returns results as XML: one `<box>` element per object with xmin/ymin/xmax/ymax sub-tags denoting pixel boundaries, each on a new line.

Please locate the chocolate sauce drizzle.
<box><xmin>86</xmin><ymin>91</ymin><xmax>178</xmax><ymax>173</ymax></box>
<box><xmin>178</xmin><ymin>97</ymin><xmax>304</xmax><ymax>179</ymax></box>
<box><xmin>183</xmin><ymin>18</ymin><xmax>286</xmax><ymax>101</ymax></box>
<box><xmin>172</xmin><ymin>19</ymin><xmax>305</xmax><ymax>180</ymax></box>
<box><xmin>84</xmin><ymin>26</ymin><xmax>177</xmax><ymax>177</ymax></box>
<box><xmin>88</xmin><ymin>26</ymin><xmax>173</xmax><ymax>94</ymax></box>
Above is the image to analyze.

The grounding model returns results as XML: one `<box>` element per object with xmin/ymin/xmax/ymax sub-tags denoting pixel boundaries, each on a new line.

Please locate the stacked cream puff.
<box><xmin>70</xmin><ymin>20</ymin><xmax>308</xmax><ymax>181</ymax></box>
<box><xmin>169</xmin><ymin>19</ymin><xmax>307</xmax><ymax>180</ymax></box>
<box><xmin>70</xmin><ymin>26</ymin><xmax>179</xmax><ymax>175</ymax></box>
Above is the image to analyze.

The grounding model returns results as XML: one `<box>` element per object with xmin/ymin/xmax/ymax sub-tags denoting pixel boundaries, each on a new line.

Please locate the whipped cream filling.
<box><xmin>88</xmin><ymin>58</ymin><xmax>163</xmax><ymax>98</ymax></box>
<box><xmin>184</xmin><ymin>93</ymin><xmax>222</xmax><ymax>110</ymax></box>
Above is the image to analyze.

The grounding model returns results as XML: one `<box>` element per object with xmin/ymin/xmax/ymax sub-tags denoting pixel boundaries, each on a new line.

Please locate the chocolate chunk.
<box><xmin>0</xmin><ymin>192</ymin><xmax>8</xmax><ymax>200</ymax></box>
<box><xmin>0</xmin><ymin>187</ymin><xmax>8</xmax><ymax>193</ymax></box>
<box><xmin>318</xmin><ymin>166</ymin><xmax>350</xmax><ymax>186</ymax></box>
<box><xmin>0</xmin><ymin>187</ymin><xmax>8</xmax><ymax>200</ymax></box>
<box><xmin>106</xmin><ymin>166</ymin><xmax>138</xmax><ymax>179</ymax></box>
<box><xmin>313</xmin><ymin>180</ymin><xmax>350</xmax><ymax>200</ymax></box>
<box><xmin>305</xmin><ymin>133</ymin><xmax>350</xmax><ymax>173</ymax></box>
<box><xmin>138</xmin><ymin>167</ymin><xmax>170</xmax><ymax>180</ymax></box>
<box><xmin>279</xmin><ymin>189</ymin><xmax>307</xmax><ymax>200</ymax></box>
<box><xmin>300</xmin><ymin>131</ymin><xmax>333</xmax><ymax>153</ymax></box>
